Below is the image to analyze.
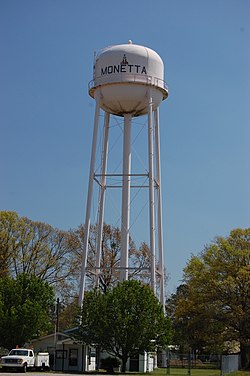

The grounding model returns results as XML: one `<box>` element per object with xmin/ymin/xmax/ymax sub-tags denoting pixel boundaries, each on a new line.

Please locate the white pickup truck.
<box><xmin>0</xmin><ymin>348</ymin><xmax>50</xmax><ymax>372</ymax></box>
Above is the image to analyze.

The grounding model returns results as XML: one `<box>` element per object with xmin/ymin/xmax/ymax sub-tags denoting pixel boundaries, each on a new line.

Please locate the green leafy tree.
<box><xmin>76</xmin><ymin>280</ymin><xmax>172</xmax><ymax>372</ymax></box>
<box><xmin>167</xmin><ymin>283</ymin><xmax>226</xmax><ymax>355</ymax></box>
<box><xmin>0</xmin><ymin>274</ymin><xmax>55</xmax><ymax>349</ymax></box>
<box><xmin>166</xmin><ymin>284</ymin><xmax>193</xmax><ymax>354</ymax></box>
<box><xmin>167</xmin><ymin>228</ymin><xmax>250</xmax><ymax>369</ymax></box>
<box><xmin>57</xmin><ymin>296</ymin><xmax>80</xmax><ymax>332</ymax></box>
<box><xmin>0</xmin><ymin>211</ymin><xmax>74</xmax><ymax>299</ymax></box>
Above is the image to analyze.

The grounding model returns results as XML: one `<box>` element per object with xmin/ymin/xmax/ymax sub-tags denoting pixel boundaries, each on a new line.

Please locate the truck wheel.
<box><xmin>22</xmin><ymin>363</ymin><xmax>27</xmax><ymax>373</ymax></box>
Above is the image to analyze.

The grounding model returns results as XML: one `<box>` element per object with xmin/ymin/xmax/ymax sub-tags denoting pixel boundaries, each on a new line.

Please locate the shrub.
<box><xmin>100</xmin><ymin>357</ymin><xmax>121</xmax><ymax>373</ymax></box>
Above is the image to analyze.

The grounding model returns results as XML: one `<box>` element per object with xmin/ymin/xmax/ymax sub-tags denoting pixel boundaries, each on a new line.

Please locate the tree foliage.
<box><xmin>0</xmin><ymin>274</ymin><xmax>55</xmax><ymax>349</ymax></box>
<box><xmin>166</xmin><ymin>228</ymin><xmax>250</xmax><ymax>369</ymax></box>
<box><xmin>57</xmin><ymin>297</ymin><xmax>80</xmax><ymax>332</ymax></box>
<box><xmin>0</xmin><ymin>211</ymin><xmax>75</xmax><ymax>298</ymax></box>
<box><xmin>1</xmin><ymin>212</ymin><xmax>166</xmax><ymax>303</ymax></box>
<box><xmin>68</xmin><ymin>223</ymin><xmax>167</xmax><ymax>294</ymax></box>
<box><xmin>76</xmin><ymin>280</ymin><xmax>172</xmax><ymax>372</ymax></box>
<box><xmin>0</xmin><ymin>211</ymin><xmax>169</xmax><ymax>336</ymax></box>
<box><xmin>0</xmin><ymin>211</ymin><xmax>89</xmax><ymax>303</ymax></box>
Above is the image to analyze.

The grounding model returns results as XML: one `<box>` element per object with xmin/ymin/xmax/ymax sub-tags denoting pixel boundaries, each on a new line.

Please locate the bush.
<box><xmin>100</xmin><ymin>357</ymin><xmax>121</xmax><ymax>373</ymax></box>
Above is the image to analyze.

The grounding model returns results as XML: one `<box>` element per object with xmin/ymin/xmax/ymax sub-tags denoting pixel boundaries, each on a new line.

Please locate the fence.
<box><xmin>158</xmin><ymin>351</ymin><xmax>240</xmax><ymax>375</ymax></box>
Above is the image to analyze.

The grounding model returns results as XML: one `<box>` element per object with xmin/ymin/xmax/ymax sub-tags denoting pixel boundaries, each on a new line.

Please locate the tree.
<box><xmin>0</xmin><ymin>274</ymin><xmax>55</xmax><ymax>349</ymax></box>
<box><xmin>0</xmin><ymin>211</ymin><xmax>74</xmax><ymax>298</ymax></box>
<box><xmin>167</xmin><ymin>228</ymin><xmax>250</xmax><ymax>369</ymax></box>
<box><xmin>76</xmin><ymin>280</ymin><xmax>172</xmax><ymax>372</ymax></box>
<box><xmin>0</xmin><ymin>211</ymin><xmax>20</xmax><ymax>278</ymax></box>
<box><xmin>166</xmin><ymin>283</ymin><xmax>226</xmax><ymax>355</ymax></box>
<box><xmin>166</xmin><ymin>284</ymin><xmax>193</xmax><ymax>354</ymax></box>
<box><xmin>67</xmin><ymin>223</ymin><xmax>126</xmax><ymax>293</ymax></box>
<box><xmin>57</xmin><ymin>296</ymin><xmax>80</xmax><ymax>332</ymax></box>
<box><xmin>0</xmin><ymin>211</ymin><xmax>169</xmax><ymax>332</ymax></box>
<box><xmin>68</xmin><ymin>223</ymin><xmax>168</xmax><ymax>294</ymax></box>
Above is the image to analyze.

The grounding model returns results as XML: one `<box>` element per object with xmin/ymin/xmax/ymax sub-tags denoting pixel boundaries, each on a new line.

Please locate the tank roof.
<box><xmin>89</xmin><ymin>42</ymin><xmax>168</xmax><ymax>116</ymax></box>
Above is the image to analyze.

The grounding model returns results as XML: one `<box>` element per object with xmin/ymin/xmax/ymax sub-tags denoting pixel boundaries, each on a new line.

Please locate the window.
<box><xmin>56</xmin><ymin>350</ymin><xmax>67</xmax><ymax>359</ymax></box>
<box><xmin>69</xmin><ymin>349</ymin><xmax>78</xmax><ymax>366</ymax></box>
<box><xmin>9</xmin><ymin>350</ymin><xmax>29</xmax><ymax>356</ymax></box>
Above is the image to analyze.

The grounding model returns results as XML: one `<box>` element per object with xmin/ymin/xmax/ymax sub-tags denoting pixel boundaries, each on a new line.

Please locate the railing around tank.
<box><xmin>88</xmin><ymin>73</ymin><xmax>168</xmax><ymax>92</ymax></box>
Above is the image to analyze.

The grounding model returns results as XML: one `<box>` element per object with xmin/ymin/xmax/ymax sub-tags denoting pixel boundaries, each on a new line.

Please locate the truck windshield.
<box><xmin>9</xmin><ymin>350</ymin><xmax>29</xmax><ymax>356</ymax></box>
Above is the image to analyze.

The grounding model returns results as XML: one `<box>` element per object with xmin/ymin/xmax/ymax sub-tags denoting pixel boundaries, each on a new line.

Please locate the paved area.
<box><xmin>0</xmin><ymin>374</ymin><xmax>55</xmax><ymax>376</ymax></box>
<box><xmin>0</xmin><ymin>373</ymin><xmax>100</xmax><ymax>376</ymax></box>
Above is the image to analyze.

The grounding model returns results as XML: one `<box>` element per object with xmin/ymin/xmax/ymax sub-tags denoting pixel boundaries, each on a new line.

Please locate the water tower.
<box><xmin>79</xmin><ymin>41</ymin><xmax>168</xmax><ymax>306</ymax></box>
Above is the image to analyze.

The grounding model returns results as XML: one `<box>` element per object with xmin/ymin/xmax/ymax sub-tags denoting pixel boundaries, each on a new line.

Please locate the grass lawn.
<box><xmin>152</xmin><ymin>368</ymin><xmax>250</xmax><ymax>376</ymax></box>
<box><xmin>152</xmin><ymin>368</ymin><xmax>220</xmax><ymax>376</ymax></box>
<box><xmin>227</xmin><ymin>373</ymin><xmax>250</xmax><ymax>376</ymax></box>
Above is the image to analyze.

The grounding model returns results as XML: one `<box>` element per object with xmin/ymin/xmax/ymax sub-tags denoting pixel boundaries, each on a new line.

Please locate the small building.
<box><xmin>31</xmin><ymin>330</ymin><xmax>154</xmax><ymax>373</ymax></box>
<box><xmin>128</xmin><ymin>352</ymin><xmax>154</xmax><ymax>372</ymax></box>
<box><xmin>99</xmin><ymin>350</ymin><xmax>154</xmax><ymax>373</ymax></box>
<box><xmin>31</xmin><ymin>331</ymin><xmax>95</xmax><ymax>372</ymax></box>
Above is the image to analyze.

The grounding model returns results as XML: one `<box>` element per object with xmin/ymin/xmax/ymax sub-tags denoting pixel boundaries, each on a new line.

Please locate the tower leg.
<box><xmin>95</xmin><ymin>112</ymin><xmax>110</xmax><ymax>288</ymax></box>
<box><xmin>79</xmin><ymin>92</ymin><xmax>100</xmax><ymax>307</ymax></box>
<box><xmin>148</xmin><ymin>91</ymin><xmax>156</xmax><ymax>294</ymax></box>
<box><xmin>154</xmin><ymin>108</ymin><xmax>165</xmax><ymax>309</ymax></box>
<box><xmin>120</xmin><ymin>113</ymin><xmax>132</xmax><ymax>282</ymax></box>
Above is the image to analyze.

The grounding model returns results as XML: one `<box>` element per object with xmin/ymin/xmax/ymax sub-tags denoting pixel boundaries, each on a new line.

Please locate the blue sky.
<box><xmin>0</xmin><ymin>0</ymin><xmax>249</xmax><ymax>294</ymax></box>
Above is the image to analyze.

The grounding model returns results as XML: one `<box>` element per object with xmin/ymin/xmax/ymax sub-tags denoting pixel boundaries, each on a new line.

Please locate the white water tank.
<box><xmin>89</xmin><ymin>41</ymin><xmax>168</xmax><ymax>117</ymax></box>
